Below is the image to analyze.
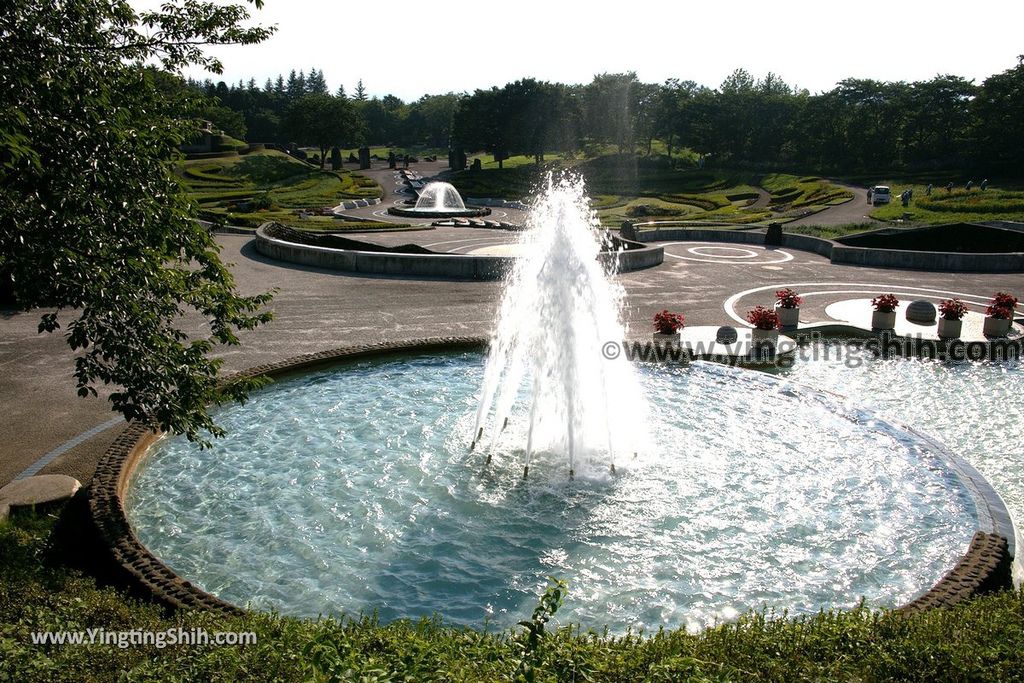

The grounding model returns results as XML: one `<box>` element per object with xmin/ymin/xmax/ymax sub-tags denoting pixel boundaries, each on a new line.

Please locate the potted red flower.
<box><xmin>937</xmin><ymin>298</ymin><xmax>967</xmax><ymax>339</ymax></box>
<box><xmin>774</xmin><ymin>288</ymin><xmax>802</xmax><ymax>328</ymax></box>
<box><xmin>746</xmin><ymin>305</ymin><xmax>780</xmax><ymax>343</ymax></box>
<box><xmin>870</xmin><ymin>293</ymin><xmax>899</xmax><ymax>331</ymax></box>
<box><xmin>653</xmin><ymin>309</ymin><xmax>685</xmax><ymax>343</ymax></box>
<box><xmin>984</xmin><ymin>292</ymin><xmax>1017</xmax><ymax>337</ymax></box>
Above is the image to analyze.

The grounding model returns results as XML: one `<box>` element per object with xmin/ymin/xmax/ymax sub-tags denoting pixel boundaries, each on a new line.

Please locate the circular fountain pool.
<box><xmin>125</xmin><ymin>350</ymin><xmax>985</xmax><ymax>632</ymax></box>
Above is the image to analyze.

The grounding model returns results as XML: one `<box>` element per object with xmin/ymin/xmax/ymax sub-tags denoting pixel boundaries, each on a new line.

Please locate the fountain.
<box><xmin>471</xmin><ymin>174</ymin><xmax>649</xmax><ymax>476</ymax></box>
<box><xmin>119</xmin><ymin>174</ymin><xmax>1013</xmax><ymax>632</ymax></box>
<box><xmin>387</xmin><ymin>181</ymin><xmax>491</xmax><ymax>218</ymax></box>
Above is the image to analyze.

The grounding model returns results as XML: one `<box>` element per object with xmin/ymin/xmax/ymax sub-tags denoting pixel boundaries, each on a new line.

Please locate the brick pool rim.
<box><xmin>87</xmin><ymin>336</ymin><xmax>1017</xmax><ymax>620</ymax></box>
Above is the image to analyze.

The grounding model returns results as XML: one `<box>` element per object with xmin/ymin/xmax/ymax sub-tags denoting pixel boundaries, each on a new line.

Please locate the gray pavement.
<box><xmin>787</xmin><ymin>181</ymin><xmax>872</xmax><ymax>226</ymax></box>
<box><xmin>3</xmin><ymin>179</ymin><xmax>1022</xmax><ymax>488</ymax></box>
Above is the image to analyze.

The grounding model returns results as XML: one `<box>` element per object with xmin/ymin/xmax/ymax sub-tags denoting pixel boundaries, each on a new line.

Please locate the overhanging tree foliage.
<box><xmin>0</xmin><ymin>0</ymin><xmax>276</xmax><ymax>442</ymax></box>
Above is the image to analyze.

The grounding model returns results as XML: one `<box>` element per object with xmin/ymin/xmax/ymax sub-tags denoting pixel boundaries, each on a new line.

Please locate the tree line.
<box><xmin>197</xmin><ymin>60</ymin><xmax>1024</xmax><ymax>175</ymax></box>
<box><xmin>188</xmin><ymin>69</ymin><xmax>460</xmax><ymax>159</ymax></box>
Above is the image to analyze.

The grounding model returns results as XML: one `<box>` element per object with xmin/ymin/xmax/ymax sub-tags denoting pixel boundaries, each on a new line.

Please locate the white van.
<box><xmin>871</xmin><ymin>185</ymin><xmax>891</xmax><ymax>205</ymax></box>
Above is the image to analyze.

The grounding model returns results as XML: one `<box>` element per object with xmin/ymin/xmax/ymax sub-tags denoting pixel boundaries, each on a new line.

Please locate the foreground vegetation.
<box><xmin>178</xmin><ymin>148</ymin><xmax>386</xmax><ymax>229</ymax></box>
<box><xmin>4</xmin><ymin>508</ymin><xmax>1024</xmax><ymax>682</ymax></box>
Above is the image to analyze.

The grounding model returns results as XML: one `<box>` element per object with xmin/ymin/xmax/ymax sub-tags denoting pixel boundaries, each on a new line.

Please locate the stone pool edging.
<box><xmin>87</xmin><ymin>337</ymin><xmax>1015</xmax><ymax>619</ymax></box>
<box><xmin>254</xmin><ymin>223</ymin><xmax>664</xmax><ymax>280</ymax></box>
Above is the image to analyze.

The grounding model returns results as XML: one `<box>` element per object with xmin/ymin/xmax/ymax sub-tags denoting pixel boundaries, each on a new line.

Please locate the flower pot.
<box><xmin>983</xmin><ymin>316</ymin><xmax>1011</xmax><ymax>338</ymax></box>
<box><xmin>937</xmin><ymin>317</ymin><xmax>962</xmax><ymax>339</ymax></box>
<box><xmin>750</xmin><ymin>328</ymin><xmax>779</xmax><ymax>343</ymax></box>
<box><xmin>775</xmin><ymin>305</ymin><xmax>800</xmax><ymax>328</ymax></box>
<box><xmin>653</xmin><ymin>332</ymin><xmax>681</xmax><ymax>345</ymax></box>
<box><xmin>872</xmin><ymin>309</ymin><xmax>896</xmax><ymax>331</ymax></box>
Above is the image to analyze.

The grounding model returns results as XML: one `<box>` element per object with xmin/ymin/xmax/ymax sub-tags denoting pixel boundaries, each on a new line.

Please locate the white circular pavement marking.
<box><xmin>661</xmin><ymin>242</ymin><xmax>794</xmax><ymax>265</ymax></box>
<box><xmin>723</xmin><ymin>282</ymin><xmax>1001</xmax><ymax>327</ymax></box>
<box><xmin>687</xmin><ymin>246</ymin><xmax>759</xmax><ymax>259</ymax></box>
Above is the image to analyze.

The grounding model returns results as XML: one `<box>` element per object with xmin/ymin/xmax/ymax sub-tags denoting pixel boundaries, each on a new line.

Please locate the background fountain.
<box><xmin>387</xmin><ymin>181</ymin><xmax>491</xmax><ymax>218</ymax></box>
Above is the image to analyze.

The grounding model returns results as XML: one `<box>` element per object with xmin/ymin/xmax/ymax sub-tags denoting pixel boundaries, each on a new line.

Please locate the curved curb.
<box><xmin>632</xmin><ymin>226</ymin><xmax>1024</xmax><ymax>272</ymax></box>
<box><xmin>332</xmin><ymin>197</ymin><xmax>382</xmax><ymax>213</ymax></box>
<box><xmin>89</xmin><ymin>337</ymin><xmax>1015</xmax><ymax>619</ymax></box>
<box><xmin>254</xmin><ymin>224</ymin><xmax>664</xmax><ymax>280</ymax></box>
<box><xmin>386</xmin><ymin>206</ymin><xmax>491</xmax><ymax>219</ymax></box>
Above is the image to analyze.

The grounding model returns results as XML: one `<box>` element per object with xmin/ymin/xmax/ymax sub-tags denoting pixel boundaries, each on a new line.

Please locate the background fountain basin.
<box><xmin>124</xmin><ymin>351</ymin><xmax>995</xmax><ymax>633</ymax></box>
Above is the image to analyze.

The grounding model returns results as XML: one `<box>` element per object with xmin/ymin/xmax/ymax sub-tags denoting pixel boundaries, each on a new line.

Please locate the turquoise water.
<box><xmin>126</xmin><ymin>352</ymin><xmax>982</xmax><ymax>632</ymax></box>
<box><xmin>774</xmin><ymin>346</ymin><xmax>1024</xmax><ymax>542</ymax></box>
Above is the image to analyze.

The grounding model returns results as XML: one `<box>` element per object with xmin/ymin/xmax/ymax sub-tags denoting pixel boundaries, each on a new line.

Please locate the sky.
<box><xmin>133</xmin><ymin>0</ymin><xmax>1024</xmax><ymax>100</ymax></box>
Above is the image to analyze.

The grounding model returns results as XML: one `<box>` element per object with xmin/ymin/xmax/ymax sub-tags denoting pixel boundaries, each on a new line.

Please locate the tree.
<box><xmin>286</xmin><ymin>94</ymin><xmax>362</xmax><ymax>168</ymax></box>
<box><xmin>354</xmin><ymin>78</ymin><xmax>367</xmax><ymax>101</ymax></box>
<box><xmin>0</xmin><ymin>0</ymin><xmax>275</xmax><ymax>442</ymax></box>
<box><xmin>306</xmin><ymin>67</ymin><xmax>328</xmax><ymax>94</ymax></box>
<box><xmin>971</xmin><ymin>63</ymin><xmax>1024</xmax><ymax>172</ymax></box>
<box><xmin>285</xmin><ymin>69</ymin><xmax>305</xmax><ymax>100</ymax></box>
<box><xmin>583</xmin><ymin>73</ymin><xmax>642</xmax><ymax>153</ymax></box>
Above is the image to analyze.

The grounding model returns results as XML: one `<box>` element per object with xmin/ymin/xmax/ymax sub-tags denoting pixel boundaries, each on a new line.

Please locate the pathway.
<box><xmin>787</xmin><ymin>181</ymin><xmax>873</xmax><ymax>227</ymax></box>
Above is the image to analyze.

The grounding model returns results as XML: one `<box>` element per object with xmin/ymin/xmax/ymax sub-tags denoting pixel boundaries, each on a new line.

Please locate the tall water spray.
<box><xmin>472</xmin><ymin>174</ymin><xmax>650</xmax><ymax>476</ymax></box>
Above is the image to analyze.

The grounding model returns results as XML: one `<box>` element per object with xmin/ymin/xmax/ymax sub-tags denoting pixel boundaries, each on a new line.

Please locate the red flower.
<box><xmin>746</xmin><ymin>305</ymin><xmax>780</xmax><ymax>330</ymax></box>
<box><xmin>938</xmin><ymin>298</ymin><xmax>968</xmax><ymax>321</ymax></box>
<box><xmin>991</xmin><ymin>292</ymin><xmax>1018</xmax><ymax>310</ymax></box>
<box><xmin>871</xmin><ymin>293</ymin><xmax>899</xmax><ymax>312</ymax></box>
<box><xmin>653</xmin><ymin>309</ymin><xmax>685</xmax><ymax>333</ymax></box>
<box><xmin>987</xmin><ymin>305</ymin><xmax>1014</xmax><ymax>320</ymax></box>
<box><xmin>775</xmin><ymin>288</ymin><xmax>803</xmax><ymax>309</ymax></box>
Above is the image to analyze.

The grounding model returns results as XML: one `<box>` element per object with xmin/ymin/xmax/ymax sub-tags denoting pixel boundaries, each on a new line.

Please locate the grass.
<box><xmin>176</xmin><ymin>149</ymin><xmax>389</xmax><ymax>230</ymax></box>
<box><xmin>446</xmin><ymin>154</ymin><xmax>857</xmax><ymax>228</ymax></box>
<box><xmin>5</xmin><ymin>507</ymin><xmax>1024</xmax><ymax>681</ymax></box>
<box><xmin>868</xmin><ymin>183</ymin><xmax>1024</xmax><ymax>224</ymax></box>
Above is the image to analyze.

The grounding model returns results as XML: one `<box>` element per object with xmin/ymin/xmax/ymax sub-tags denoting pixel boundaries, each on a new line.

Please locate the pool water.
<box><xmin>126</xmin><ymin>351</ymin><xmax>986</xmax><ymax>632</ymax></box>
<box><xmin>774</xmin><ymin>345</ymin><xmax>1023</xmax><ymax>541</ymax></box>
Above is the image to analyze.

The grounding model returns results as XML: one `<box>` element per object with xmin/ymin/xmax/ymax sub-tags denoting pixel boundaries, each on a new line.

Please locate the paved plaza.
<box><xmin>2</xmin><ymin>164</ymin><xmax>1021</xmax><ymax>488</ymax></box>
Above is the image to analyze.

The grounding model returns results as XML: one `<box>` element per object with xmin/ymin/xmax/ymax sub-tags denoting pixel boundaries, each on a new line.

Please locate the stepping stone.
<box><xmin>0</xmin><ymin>474</ymin><xmax>82</xmax><ymax>519</ymax></box>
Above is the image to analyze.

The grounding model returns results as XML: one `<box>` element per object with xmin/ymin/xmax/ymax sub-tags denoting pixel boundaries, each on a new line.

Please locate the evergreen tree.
<box><xmin>336</xmin><ymin>83</ymin><xmax>347</xmax><ymax>99</ymax></box>
<box><xmin>306</xmin><ymin>67</ymin><xmax>328</xmax><ymax>94</ymax></box>
<box><xmin>354</xmin><ymin>78</ymin><xmax>367</xmax><ymax>101</ymax></box>
<box><xmin>285</xmin><ymin>69</ymin><xmax>303</xmax><ymax>99</ymax></box>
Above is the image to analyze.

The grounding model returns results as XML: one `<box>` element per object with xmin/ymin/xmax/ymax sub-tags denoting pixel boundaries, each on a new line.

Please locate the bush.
<box><xmin>4</xmin><ymin>510</ymin><xmax>1024</xmax><ymax>681</ymax></box>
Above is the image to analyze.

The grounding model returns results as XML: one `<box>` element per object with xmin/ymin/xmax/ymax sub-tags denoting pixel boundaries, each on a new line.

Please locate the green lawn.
<box><xmin>4</xmin><ymin>508</ymin><xmax>1024</xmax><ymax>682</ymax></box>
<box><xmin>177</xmin><ymin>149</ymin><xmax>388</xmax><ymax>229</ymax></box>
<box><xmin>446</xmin><ymin>154</ymin><xmax>856</xmax><ymax>227</ymax></box>
<box><xmin>868</xmin><ymin>183</ymin><xmax>1024</xmax><ymax>224</ymax></box>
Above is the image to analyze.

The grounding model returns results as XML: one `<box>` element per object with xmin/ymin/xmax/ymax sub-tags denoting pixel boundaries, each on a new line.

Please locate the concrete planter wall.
<box><xmin>255</xmin><ymin>224</ymin><xmax>664</xmax><ymax>280</ymax></box>
<box><xmin>630</xmin><ymin>226</ymin><xmax>1024</xmax><ymax>273</ymax></box>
